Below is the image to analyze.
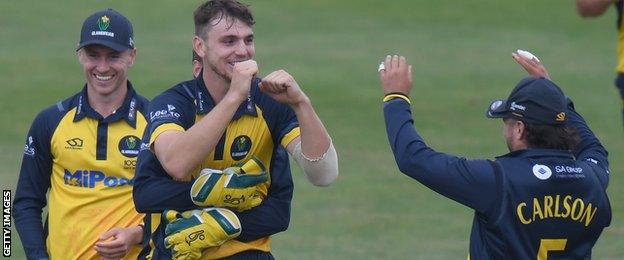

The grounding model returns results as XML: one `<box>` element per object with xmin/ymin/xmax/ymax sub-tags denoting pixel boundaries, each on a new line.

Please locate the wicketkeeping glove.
<box><xmin>190</xmin><ymin>157</ymin><xmax>268</xmax><ymax>211</ymax></box>
<box><xmin>163</xmin><ymin>208</ymin><xmax>241</xmax><ymax>260</ymax></box>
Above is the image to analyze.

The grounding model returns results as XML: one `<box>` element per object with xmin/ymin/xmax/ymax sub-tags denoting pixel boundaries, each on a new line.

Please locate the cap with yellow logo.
<box><xmin>486</xmin><ymin>77</ymin><xmax>567</xmax><ymax>125</ymax></box>
<box><xmin>77</xmin><ymin>9</ymin><xmax>134</xmax><ymax>52</ymax></box>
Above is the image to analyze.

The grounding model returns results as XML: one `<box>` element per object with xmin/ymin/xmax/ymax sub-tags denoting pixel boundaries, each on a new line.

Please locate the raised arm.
<box><xmin>379</xmin><ymin>55</ymin><xmax>499</xmax><ymax>214</ymax></box>
<box><xmin>261</xmin><ymin>70</ymin><xmax>339</xmax><ymax>186</ymax></box>
<box><xmin>512</xmin><ymin>50</ymin><xmax>609</xmax><ymax>184</ymax></box>
<box><xmin>154</xmin><ymin>61</ymin><xmax>257</xmax><ymax>179</ymax></box>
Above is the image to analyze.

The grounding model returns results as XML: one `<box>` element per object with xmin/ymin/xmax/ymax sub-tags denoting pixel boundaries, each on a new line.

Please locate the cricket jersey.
<box><xmin>133</xmin><ymin>75</ymin><xmax>297</xmax><ymax>259</ymax></box>
<box><xmin>617</xmin><ymin>1</ymin><xmax>624</xmax><ymax>72</ymax></box>
<box><xmin>13</xmin><ymin>83</ymin><xmax>149</xmax><ymax>259</ymax></box>
<box><xmin>383</xmin><ymin>98</ymin><xmax>611</xmax><ymax>259</ymax></box>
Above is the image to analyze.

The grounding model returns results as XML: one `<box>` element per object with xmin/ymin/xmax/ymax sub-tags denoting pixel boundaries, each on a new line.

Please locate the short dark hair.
<box><xmin>522</xmin><ymin>121</ymin><xmax>580</xmax><ymax>151</ymax></box>
<box><xmin>193</xmin><ymin>0</ymin><xmax>255</xmax><ymax>39</ymax></box>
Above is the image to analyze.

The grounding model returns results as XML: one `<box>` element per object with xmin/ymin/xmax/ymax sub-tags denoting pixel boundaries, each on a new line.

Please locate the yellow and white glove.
<box><xmin>190</xmin><ymin>157</ymin><xmax>268</xmax><ymax>211</ymax></box>
<box><xmin>163</xmin><ymin>208</ymin><xmax>241</xmax><ymax>260</ymax></box>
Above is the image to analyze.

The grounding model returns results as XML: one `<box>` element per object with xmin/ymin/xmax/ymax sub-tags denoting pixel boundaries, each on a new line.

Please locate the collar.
<box><xmin>73</xmin><ymin>81</ymin><xmax>139</xmax><ymax>128</ymax></box>
<box><xmin>193</xmin><ymin>73</ymin><xmax>258</xmax><ymax>119</ymax></box>
<box><xmin>496</xmin><ymin>149</ymin><xmax>575</xmax><ymax>160</ymax></box>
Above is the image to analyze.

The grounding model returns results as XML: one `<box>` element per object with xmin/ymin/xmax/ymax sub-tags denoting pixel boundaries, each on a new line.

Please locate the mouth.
<box><xmin>94</xmin><ymin>74</ymin><xmax>113</xmax><ymax>82</ymax></box>
<box><xmin>227</xmin><ymin>60</ymin><xmax>249</xmax><ymax>68</ymax></box>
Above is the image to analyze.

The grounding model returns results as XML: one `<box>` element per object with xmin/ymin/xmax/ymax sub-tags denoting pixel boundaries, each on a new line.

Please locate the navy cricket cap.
<box><xmin>77</xmin><ymin>9</ymin><xmax>134</xmax><ymax>52</ymax></box>
<box><xmin>486</xmin><ymin>77</ymin><xmax>567</xmax><ymax>125</ymax></box>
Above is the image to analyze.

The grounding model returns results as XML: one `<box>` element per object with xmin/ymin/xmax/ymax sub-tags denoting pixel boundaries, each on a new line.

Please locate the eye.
<box><xmin>245</xmin><ymin>37</ymin><xmax>254</xmax><ymax>45</ymax></box>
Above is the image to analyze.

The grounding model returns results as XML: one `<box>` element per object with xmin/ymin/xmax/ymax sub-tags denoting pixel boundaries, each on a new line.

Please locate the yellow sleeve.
<box><xmin>149</xmin><ymin>123</ymin><xmax>185</xmax><ymax>146</ymax></box>
<box><xmin>280</xmin><ymin>126</ymin><xmax>300</xmax><ymax>147</ymax></box>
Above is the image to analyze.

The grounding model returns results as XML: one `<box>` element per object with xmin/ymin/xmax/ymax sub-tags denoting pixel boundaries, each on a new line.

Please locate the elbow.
<box><xmin>396</xmin><ymin>153</ymin><xmax>416</xmax><ymax>174</ymax></box>
<box><xmin>308</xmin><ymin>170</ymin><xmax>338</xmax><ymax>187</ymax></box>
<box><xmin>276</xmin><ymin>209</ymin><xmax>290</xmax><ymax>233</ymax></box>
<box><xmin>160</xmin><ymin>160</ymin><xmax>192</xmax><ymax>180</ymax></box>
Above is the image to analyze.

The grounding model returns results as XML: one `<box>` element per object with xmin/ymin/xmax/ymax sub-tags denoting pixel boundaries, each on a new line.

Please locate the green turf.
<box><xmin>1</xmin><ymin>0</ymin><xmax>622</xmax><ymax>259</ymax></box>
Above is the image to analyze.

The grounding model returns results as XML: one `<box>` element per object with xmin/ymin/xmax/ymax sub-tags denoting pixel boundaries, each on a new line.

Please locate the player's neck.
<box><xmin>202</xmin><ymin>69</ymin><xmax>229</xmax><ymax>103</ymax></box>
<box><xmin>87</xmin><ymin>84</ymin><xmax>128</xmax><ymax>118</ymax></box>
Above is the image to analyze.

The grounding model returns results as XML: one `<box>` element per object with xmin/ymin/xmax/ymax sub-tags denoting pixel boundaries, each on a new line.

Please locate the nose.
<box><xmin>95</xmin><ymin>57</ymin><xmax>111</xmax><ymax>72</ymax></box>
<box><xmin>234</xmin><ymin>41</ymin><xmax>250</xmax><ymax>57</ymax></box>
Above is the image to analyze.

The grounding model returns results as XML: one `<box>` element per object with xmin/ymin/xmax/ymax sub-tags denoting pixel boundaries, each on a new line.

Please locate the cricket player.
<box><xmin>379</xmin><ymin>53</ymin><xmax>611</xmax><ymax>259</ymax></box>
<box><xmin>576</xmin><ymin>0</ymin><xmax>624</xmax><ymax>127</ymax></box>
<box><xmin>13</xmin><ymin>9</ymin><xmax>148</xmax><ymax>259</ymax></box>
<box><xmin>133</xmin><ymin>0</ymin><xmax>338</xmax><ymax>259</ymax></box>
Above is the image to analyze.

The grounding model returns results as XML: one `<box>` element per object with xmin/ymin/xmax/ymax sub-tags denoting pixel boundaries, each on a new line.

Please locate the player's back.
<box><xmin>469</xmin><ymin>149</ymin><xmax>611</xmax><ymax>259</ymax></box>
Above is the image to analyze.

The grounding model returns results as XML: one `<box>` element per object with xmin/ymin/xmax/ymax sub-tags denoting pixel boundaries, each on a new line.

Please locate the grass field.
<box><xmin>1</xmin><ymin>0</ymin><xmax>623</xmax><ymax>259</ymax></box>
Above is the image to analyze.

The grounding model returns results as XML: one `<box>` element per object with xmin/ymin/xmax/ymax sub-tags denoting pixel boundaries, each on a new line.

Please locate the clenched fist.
<box><xmin>260</xmin><ymin>69</ymin><xmax>309</xmax><ymax>107</ymax></box>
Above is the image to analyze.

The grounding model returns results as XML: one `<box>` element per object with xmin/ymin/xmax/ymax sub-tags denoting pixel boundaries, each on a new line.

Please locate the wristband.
<box><xmin>383</xmin><ymin>93</ymin><xmax>411</xmax><ymax>104</ymax></box>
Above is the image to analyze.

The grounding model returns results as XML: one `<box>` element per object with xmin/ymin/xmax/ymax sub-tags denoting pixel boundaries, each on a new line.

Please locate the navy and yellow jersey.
<box><xmin>133</xmin><ymin>75</ymin><xmax>298</xmax><ymax>259</ymax></box>
<box><xmin>13</xmin><ymin>83</ymin><xmax>149</xmax><ymax>260</ymax></box>
<box><xmin>383</xmin><ymin>98</ymin><xmax>611</xmax><ymax>259</ymax></box>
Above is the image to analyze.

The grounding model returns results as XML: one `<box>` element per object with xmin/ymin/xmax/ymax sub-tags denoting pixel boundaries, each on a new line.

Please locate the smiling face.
<box><xmin>78</xmin><ymin>44</ymin><xmax>136</xmax><ymax>97</ymax></box>
<box><xmin>196</xmin><ymin>16</ymin><xmax>254</xmax><ymax>83</ymax></box>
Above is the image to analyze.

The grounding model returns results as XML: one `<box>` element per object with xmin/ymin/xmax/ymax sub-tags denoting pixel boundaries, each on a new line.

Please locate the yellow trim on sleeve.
<box><xmin>383</xmin><ymin>94</ymin><xmax>411</xmax><ymax>104</ymax></box>
<box><xmin>149</xmin><ymin>123</ymin><xmax>185</xmax><ymax>146</ymax></box>
<box><xmin>281</xmin><ymin>127</ymin><xmax>301</xmax><ymax>147</ymax></box>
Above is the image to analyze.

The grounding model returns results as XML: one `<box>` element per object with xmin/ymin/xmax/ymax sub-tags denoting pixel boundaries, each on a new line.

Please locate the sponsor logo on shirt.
<box><xmin>65</xmin><ymin>138</ymin><xmax>84</xmax><ymax>150</ymax></box>
<box><xmin>64</xmin><ymin>169</ymin><xmax>133</xmax><ymax>188</ymax></box>
<box><xmin>230</xmin><ymin>135</ymin><xmax>252</xmax><ymax>161</ymax></box>
<box><xmin>532</xmin><ymin>164</ymin><xmax>552</xmax><ymax>180</ymax></box>
<box><xmin>140</xmin><ymin>142</ymin><xmax>150</xmax><ymax>151</ymax></box>
<box><xmin>128</xmin><ymin>98</ymin><xmax>136</xmax><ymax>121</ymax></box>
<box><xmin>149</xmin><ymin>104</ymin><xmax>180</xmax><ymax>121</ymax></box>
<box><xmin>23</xmin><ymin>136</ymin><xmax>35</xmax><ymax>156</ymax></box>
<box><xmin>118</xmin><ymin>135</ymin><xmax>140</xmax><ymax>158</ymax></box>
<box><xmin>553</xmin><ymin>165</ymin><xmax>585</xmax><ymax>179</ymax></box>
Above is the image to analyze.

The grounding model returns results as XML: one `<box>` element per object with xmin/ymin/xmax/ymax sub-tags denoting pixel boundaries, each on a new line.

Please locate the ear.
<box><xmin>77</xmin><ymin>49</ymin><xmax>85</xmax><ymax>64</ymax></box>
<box><xmin>128</xmin><ymin>48</ymin><xmax>137</xmax><ymax>67</ymax></box>
<box><xmin>514</xmin><ymin>120</ymin><xmax>526</xmax><ymax>142</ymax></box>
<box><xmin>193</xmin><ymin>36</ymin><xmax>206</xmax><ymax>58</ymax></box>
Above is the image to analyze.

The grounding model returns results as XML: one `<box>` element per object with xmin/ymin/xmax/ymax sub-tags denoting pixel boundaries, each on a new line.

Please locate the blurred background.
<box><xmin>1</xmin><ymin>0</ymin><xmax>622</xmax><ymax>258</ymax></box>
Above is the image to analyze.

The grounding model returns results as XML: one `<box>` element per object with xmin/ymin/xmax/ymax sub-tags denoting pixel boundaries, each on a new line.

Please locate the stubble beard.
<box><xmin>209</xmin><ymin>63</ymin><xmax>232</xmax><ymax>83</ymax></box>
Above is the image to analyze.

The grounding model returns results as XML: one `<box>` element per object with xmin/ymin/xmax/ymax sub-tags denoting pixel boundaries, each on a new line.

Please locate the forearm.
<box><xmin>566</xmin><ymin>99</ymin><xmax>608</xmax><ymax>168</ymax></box>
<box><xmin>237</xmin><ymin>149</ymin><xmax>293</xmax><ymax>241</ymax></box>
<box><xmin>133</xmin><ymin>155</ymin><xmax>197</xmax><ymax>213</ymax></box>
<box><xmin>13</xmin><ymin>204</ymin><xmax>48</xmax><ymax>259</ymax></box>
<box><xmin>576</xmin><ymin>0</ymin><xmax>613</xmax><ymax>17</ymax></box>
<box><xmin>382</xmin><ymin>98</ymin><xmax>497</xmax><ymax>212</ymax></box>
<box><xmin>157</xmin><ymin>94</ymin><xmax>242</xmax><ymax>179</ymax></box>
<box><xmin>235</xmin><ymin>196</ymin><xmax>291</xmax><ymax>241</ymax></box>
<box><xmin>290</xmin><ymin>97</ymin><xmax>331</xmax><ymax>158</ymax></box>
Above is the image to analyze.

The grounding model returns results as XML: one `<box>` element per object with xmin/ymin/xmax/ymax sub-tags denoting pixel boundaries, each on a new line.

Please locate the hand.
<box><xmin>94</xmin><ymin>226</ymin><xmax>142</xmax><ymax>260</ymax></box>
<box><xmin>259</xmin><ymin>69</ymin><xmax>309</xmax><ymax>107</ymax></box>
<box><xmin>379</xmin><ymin>55</ymin><xmax>413</xmax><ymax>95</ymax></box>
<box><xmin>191</xmin><ymin>157</ymin><xmax>268</xmax><ymax>211</ymax></box>
<box><xmin>512</xmin><ymin>51</ymin><xmax>550</xmax><ymax>79</ymax></box>
<box><xmin>229</xmin><ymin>60</ymin><xmax>258</xmax><ymax>102</ymax></box>
<box><xmin>164</xmin><ymin>208</ymin><xmax>241</xmax><ymax>260</ymax></box>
